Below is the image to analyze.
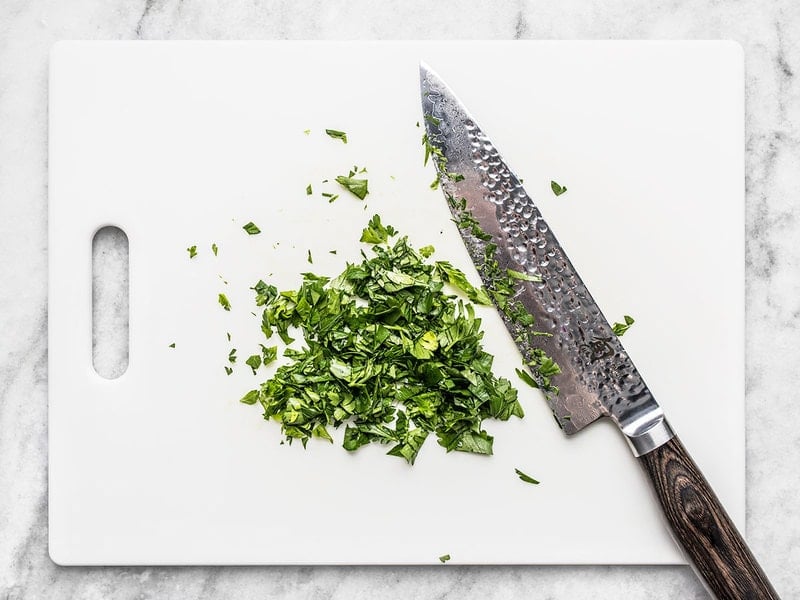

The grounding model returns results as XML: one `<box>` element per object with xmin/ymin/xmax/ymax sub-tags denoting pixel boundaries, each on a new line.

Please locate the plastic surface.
<box><xmin>48</xmin><ymin>41</ymin><xmax>744</xmax><ymax>565</ymax></box>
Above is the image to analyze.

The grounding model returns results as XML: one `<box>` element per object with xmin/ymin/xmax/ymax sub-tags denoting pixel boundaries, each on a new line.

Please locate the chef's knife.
<box><xmin>420</xmin><ymin>62</ymin><xmax>778</xmax><ymax>600</ymax></box>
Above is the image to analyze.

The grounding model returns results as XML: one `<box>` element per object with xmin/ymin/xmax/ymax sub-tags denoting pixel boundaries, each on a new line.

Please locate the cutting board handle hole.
<box><xmin>92</xmin><ymin>226</ymin><xmax>129</xmax><ymax>379</ymax></box>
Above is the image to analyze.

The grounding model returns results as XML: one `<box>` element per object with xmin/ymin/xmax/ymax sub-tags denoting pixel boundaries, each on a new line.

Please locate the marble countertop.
<box><xmin>1</xmin><ymin>1</ymin><xmax>798</xmax><ymax>598</ymax></box>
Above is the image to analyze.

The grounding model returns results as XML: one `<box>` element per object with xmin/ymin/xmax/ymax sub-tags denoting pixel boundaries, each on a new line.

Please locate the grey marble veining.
<box><xmin>1</xmin><ymin>1</ymin><xmax>798</xmax><ymax>598</ymax></box>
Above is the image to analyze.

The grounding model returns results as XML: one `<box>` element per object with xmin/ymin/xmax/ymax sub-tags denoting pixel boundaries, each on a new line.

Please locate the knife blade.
<box><xmin>420</xmin><ymin>62</ymin><xmax>779</xmax><ymax>600</ymax></box>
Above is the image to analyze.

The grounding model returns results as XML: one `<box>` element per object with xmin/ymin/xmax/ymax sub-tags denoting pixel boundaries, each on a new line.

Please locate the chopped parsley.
<box><xmin>242</xmin><ymin>222</ymin><xmax>261</xmax><ymax>235</ymax></box>
<box><xmin>307</xmin><ymin>249</ymin><xmax>313</xmax><ymax>264</ymax></box>
<box><xmin>211</xmin><ymin>243</ymin><xmax>218</xmax><ymax>256</ymax></box>
<box><xmin>228</xmin><ymin>348</ymin><xmax>237</xmax><ymax>363</ymax></box>
<box><xmin>187</xmin><ymin>245</ymin><xmax>197</xmax><ymax>259</ymax></box>
<box><xmin>336</xmin><ymin>174</ymin><xmax>369</xmax><ymax>200</ymax></box>
<box><xmin>359</xmin><ymin>214</ymin><xmax>396</xmax><ymax>244</ymax></box>
<box><xmin>224</xmin><ymin>366</ymin><xmax>233</xmax><ymax>375</ymax></box>
<box><xmin>612</xmin><ymin>315</ymin><xmax>635</xmax><ymax>336</ymax></box>
<box><xmin>438</xmin><ymin>554</ymin><xmax>451</xmax><ymax>563</ymax></box>
<box><xmin>325</xmin><ymin>129</ymin><xmax>348</xmax><ymax>143</ymax></box>
<box><xmin>238</xmin><ymin>217</ymin><xmax>524</xmax><ymax>464</ymax></box>
<box><xmin>168</xmin><ymin>342</ymin><xmax>176</xmax><ymax>348</ymax></box>
<box><xmin>550</xmin><ymin>180</ymin><xmax>567</xmax><ymax>196</ymax></box>
<box><xmin>303</xmin><ymin>129</ymin><xmax>311</xmax><ymax>135</ymax></box>
<box><xmin>218</xmin><ymin>293</ymin><xmax>231</xmax><ymax>311</ymax></box>
<box><xmin>306</xmin><ymin>184</ymin><xmax>313</xmax><ymax>195</ymax></box>
<box><xmin>245</xmin><ymin>354</ymin><xmax>262</xmax><ymax>375</ymax></box>
<box><xmin>515</xmin><ymin>467</ymin><xmax>540</xmax><ymax>485</ymax></box>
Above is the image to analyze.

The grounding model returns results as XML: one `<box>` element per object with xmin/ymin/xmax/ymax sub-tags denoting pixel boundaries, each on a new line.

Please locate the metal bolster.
<box><xmin>620</xmin><ymin>407</ymin><xmax>675</xmax><ymax>457</ymax></box>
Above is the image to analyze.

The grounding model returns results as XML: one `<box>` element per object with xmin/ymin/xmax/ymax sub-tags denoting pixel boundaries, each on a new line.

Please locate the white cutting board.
<box><xmin>49</xmin><ymin>41</ymin><xmax>744</xmax><ymax>565</ymax></box>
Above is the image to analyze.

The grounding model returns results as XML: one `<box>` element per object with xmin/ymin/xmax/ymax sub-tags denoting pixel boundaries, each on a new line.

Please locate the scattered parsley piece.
<box><xmin>550</xmin><ymin>180</ymin><xmax>567</xmax><ymax>196</ymax></box>
<box><xmin>168</xmin><ymin>343</ymin><xmax>176</xmax><ymax>348</ymax></box>
<box><xmin>228</xmin><ymin>348</ymin><xmax>237</xmax><ymax>364</ymax></box>
<box><xmin>360</xmin><ymin>214</ymin><xmax>397</xmax><ymax>244</ymax></box>
<box><xmin>226</xmin><ymin>332</ymin><xmax>231</xmax><ymax>341</ymax></box>
<box><xmin>260</xmin><ymin>344</ymin><xmax>278</xmax><ymax>365</ymax></box>
<box><xmin>329</xmin><ymin>250</ymin><xmax>337</xmax><ymax>255</ymax></box>
<box><xmin>506</xmin><ymin>269</ymin><xmax>541</xmax><ymax>282</ymax></box>
<box><xmin>307</xmin><ymin>249</ymin><xmax>313</xmax><ymax>264</ymax></box>
<box><xmin>419</xmin><ymin>245</ymin><xmax>435</xmax><ymax>258</ymax></box>
<box><xmin>245</xmin><ymin>354</ymin><xmax>262</xmax><ymax>375</ymax></box>
<box><xmin>224</xmin><ymin>366</ymin><xmax>233</xmax><ymax>375</ymax></box>
<box><xmin>211</xmin><ymin>243</ymin><xmax>218</xmax><ymax>256</ymax></box>
<box><xmin>325</xmin><ymin>129</ymin><xmax>348</xmax><ymax>143</ymax></box>
<box><xmin>240</xmin><ymin>390</ymin><xmax>260</xmax><ymax>404</ymax></box>
<box><xmin>612</xmin><ymin>315</ymin><xmax>635</xmax><ymax>336</ymax></box>
<box><xmin>306</xmin><ymin>184</ymin><xmax>313</xmax><ymax>195</ymax></box>
<box><xmin>335</xmin><ymin>175</ymin><xmax>369</xmax><ymax>200</ymax></box>
<box><xmin>303</xmin><ymin>129</ymin><xmax>311</xmax><ymax>135</ymax></box>
<box><xmin>439</xmin><ymin>554</ymin><xmax>451</xmax><ymax>563</ymax></box>
<box><xmin>243</xmin><ymin>222</ymin><xmax>261</xmax><ymax>235</ymax></box>
<box><xmin>218</xmin><ymin>293</ymin><xmax>231</xmax><ymax>311</ymax></box>
<box><xmin>187</xmin><ymin>245</ymin><xmax>197</xmax><ymax>258</ymax></box>
<box><xmin>435</xmin><ymin>261</ymin><xmax>492</xmax><ymax>305</ymax></box>
<box><xmin>515</xmin><ymin>467</ymin><xmax>540</xmax><ymax>485</ymax></box>
<box><xmin>515</xmin><ymin>367</ymin><xmax>538</xmax><ymax>389</ymax></box>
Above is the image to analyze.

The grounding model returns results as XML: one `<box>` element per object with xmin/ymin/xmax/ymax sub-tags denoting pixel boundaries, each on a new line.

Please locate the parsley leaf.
<box><xmin>435</xmin><ymin>261</ymin><xmax>492</xmax><ymax>305</ymax></box>
<box><xmin>360</xmin><ymin>214</ymin><xmax>397</xmax><ymax>244</ymax></box>
<box><xmin>306</xmin><ymin>184</ymin><xmax>313</xmax><ymax>195</ymax></box>
<box><xmin>243</xmin><ymin>222</ymin><xmax>261</xmax><ymax>235</ymax></box>
<box><xmin>218</xmin><ymin>293</ymin><xmax>231</xmax><ymax>311</ymax></box>
<box><xmin>187</xmin><ymin>245</ymin><xmax>197</xmax><ymax>259</ymax></box>
<box><xmin>211</xmin><ymin>243</ymin><xmax>218</xmax><ymax>256</ymax></box>
<box><xmin>168</xmin><ymin>343</ymin><xmax>176</xmax><ymax>348</ymax></box>
<box><xmin>439</xmin><ymin>554</ymin><xmax>451</xmax><ymax>563</ymax></box>
<box><xmin>336</xmin><ymin>175</ymin><xmax>369</xmax><ymax>200</ymax></box>
<box><xmin>515</xmin><ymin>467</ymin><xmax>540</xmax><ymax>485</ymax></box>
<box><xmin>550</xmin><ymin>180</ymin><xmax>567</xmax><ymax>196</ymax></box>
<box><xmin>245</xmin><ymin>354</ymin><xmax>262</xmax><ymax>374</ymax></box>
<box><xmin>325</xmin><ymin>129</ymin><xmax>348</xmax><ymax>143</ymax></box>
<box><xmin>612</xmin><ymin>315</ymin><xmax>635</xmax><ymax>336</ymax></box>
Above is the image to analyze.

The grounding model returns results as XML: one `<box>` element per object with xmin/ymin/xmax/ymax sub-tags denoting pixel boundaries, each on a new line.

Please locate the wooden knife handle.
<box><xmin>639</xmin><ymin>436</ymin><xmax>779</xmax><ymax>599</ymax></box>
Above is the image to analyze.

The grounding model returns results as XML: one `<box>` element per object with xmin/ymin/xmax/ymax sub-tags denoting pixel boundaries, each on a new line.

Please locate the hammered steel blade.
<box><xmin>420</xmin><ymin>63</ymin><xmax>670</xmax><ymax>447</ymax></box>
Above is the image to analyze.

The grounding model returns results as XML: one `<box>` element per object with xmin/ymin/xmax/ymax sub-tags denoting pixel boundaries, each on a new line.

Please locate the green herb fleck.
<box><xmin>226</xmin><ymin>332</ymin><xmax>231</xmax><ymax>341</ymax></box>
<box><xmin>303</xmin><ymin>129</ymin><xmax>311</xmax><ymax>135</ymax></box>
<box><xmin>435</xmin><ymin>261</ymin><xmax>492</xmax><ymax>305</ymax></box>
<box><xmin>335</xmin><ymin>175</ymin><xmax>369</xmax><ymax>200</ymax></box>
<box><xmin>506</xmin><ymin>269</ymin><xmax>541</xmax><ymax>282</ymax></box>
<box><xmin>240</xmin><ymin>390</ymin><xmax>260</xmax><ymax>405</ymax></box>
<box><xmin>243</xmin><ymin>222</ymin><xmax>261</xmax><ymax>235</ymax></box>
<box><xmin>245</xmin><ymin>354</ymin><xmax>262</xmax><ymax>375</ymax></box>
<box><xmin>306</xmin><ymin>184</ymin><xmax>313</xmax><ymax>195</ymax></box>
<box><xmin>218</xmin><ymin>293</ymin><xmax>231</xmax><ymax>311</ymax></box>
<box><xmin>550</xmin><ymin>180</ymin><xmax>567</xmax><ymax>196</ymax></box>
<box><xmin>168</xmin><ymin>342</ymin><xmax>176</xmax><ymax>348</ymax></box>
<box><xmin>360</xmin><ymin>214</ymin><xmax>397</xmax><ymax>244</ymax></box>
<box><xmin>228</xmin><ymin>348</ymin><xmax>237</xmax><ymax>364</ymax></box>
<box><xmin>419</xmin><ymin>245</ymin><xmax>435</xmax><ymax>258</ymax></box>
<box><xmin>307</xmin><ymin>249</ymin><xmax>313</xmax><ymax>264</ymax></box>
<box><xmin>261</xmin><ymin>344</ymin><xmax>278</xmax><ymax>365</ymax></box>
<box><xmin>612</xmin><ymin>315</ymin><xmax>635</xmax><ymax>336</ymax></box>
<box><xmin>514</xmin><ymin>468</ymin><xmax>540</xmax><ymax>485</ymax></box>
<box><xmin>211</xmin><ymin>243</ymin><xmax>218</xmax><ymax>256</ymax></box>
<box><xmin>439</xmin><ymin>554</ymin><xmax>451</xmax><ymax>563</ymax></box>
<box><xmin>187</xmin><ymin>245</ymin><xmax>197</xmax><ymax>258</ymax></box>
<box><xmin>224</xmin><ymin>366</ymin><xmax>233</xmax><ymax>375</ymax></box>
<box><xmin>325</xmin><ymin>129</ymin><xmax>348</xmax><ymax>143</ymax></box>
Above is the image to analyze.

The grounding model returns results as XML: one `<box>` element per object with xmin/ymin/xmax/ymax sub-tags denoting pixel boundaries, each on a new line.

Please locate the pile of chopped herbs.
<box><xmin>239</xmin><ymin>215</ymin><xmax>524</xmax><ymax>464</ymax></box>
